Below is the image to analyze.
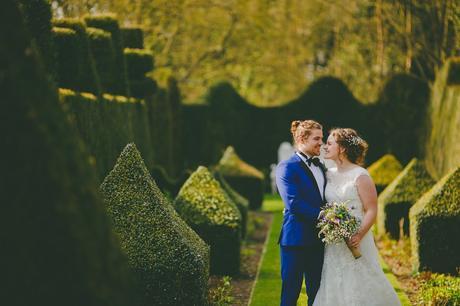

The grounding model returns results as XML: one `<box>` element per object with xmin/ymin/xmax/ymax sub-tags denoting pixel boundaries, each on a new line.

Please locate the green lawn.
<box><xmin>249</xmin><ymin>195</ymin><xmax>410</xmax><ymax>306</ymax></box>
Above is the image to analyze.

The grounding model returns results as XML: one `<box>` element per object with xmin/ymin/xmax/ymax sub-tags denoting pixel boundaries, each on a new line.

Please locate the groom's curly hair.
<box><xmin>330</xmin><ymin>128</ymin><xmax>368</xmax><ymax>166</ymax></box>
<box><xmin>291</xmin><ymin>120</ymin><xmax>322</xmax><ymax>144</ymax></box>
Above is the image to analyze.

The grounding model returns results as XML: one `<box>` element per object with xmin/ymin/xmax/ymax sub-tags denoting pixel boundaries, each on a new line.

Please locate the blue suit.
<box><xmin>276</xmin><ymin>153</ymin><xmax>326</xmax><ymax>306</ymax></box>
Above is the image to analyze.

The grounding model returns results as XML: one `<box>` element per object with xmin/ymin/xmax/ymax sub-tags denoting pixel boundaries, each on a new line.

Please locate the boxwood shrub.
<box><xmin>174</xmin><ymin>166</ymin><xmax>242</xmax><ymax>275</ymax></box>
<box><xmin>3</xmin><ymin>2</ymin><xmax>135</xmax><ymax>303</ymax></box>
<box><xmin>377</xmin><ymin>158</ymin><xmax>435</xmax><ymax>239</ymax></box>
<box><xmin>410</xmin><ymin>167</ymin><xmax>460</xmax><ymax>273</ymax></box>
<box><xmin>124</xmin><ymin>48</ymin><xmax>154</xmax><ymax>79</ymax></box>
<box><xmin>367</xmin><ymin>154</ymin><xmax>403</xmax><ymax>193</ymax></box>
<box><xmin>446</xmin><ymin>57</ymin><xmax>460</xmax><ymax>85</ymax></box>
<box><xmin>214</xmin><ymin>171</ymin><xmax>249</xmax><ymax>239</ymax></box>
<box><xmin>100</xmin><ymin>143</ymin><xmax>210</xmax><ymax>306</ymax></box>
<box><xmin>215</xmin><ymin>146</ymin><xmax>265</xmax><ymax>210</ymax></box>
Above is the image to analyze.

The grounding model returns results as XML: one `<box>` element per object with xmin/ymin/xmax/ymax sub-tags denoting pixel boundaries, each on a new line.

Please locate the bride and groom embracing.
<box><xmin>276</xmin><ymin>120</ymin><xmax>401</xmax><ymax>306</ymax></box>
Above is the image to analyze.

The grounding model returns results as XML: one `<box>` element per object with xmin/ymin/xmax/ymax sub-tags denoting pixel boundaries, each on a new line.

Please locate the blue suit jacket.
<box><xmin>276</xmin><ymin>153</ymin><xmax>326</xmax><ymax>246</ymax></box>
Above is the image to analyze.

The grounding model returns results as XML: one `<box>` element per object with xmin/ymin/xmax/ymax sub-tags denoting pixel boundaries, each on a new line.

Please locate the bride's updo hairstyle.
<box><xmin>291</xmin><ymin>120</ymin><xmax>322</xmax><ymax>145</ymax></box>
<box><xmin>330</xmin><ymin>128</ymin><xmax>368</xmax><ymax>166</ymax></box>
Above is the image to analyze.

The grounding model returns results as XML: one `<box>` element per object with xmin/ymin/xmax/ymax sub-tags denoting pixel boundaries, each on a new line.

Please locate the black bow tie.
<box><xmin>307</xmin><ymin>156</ymin><xmax>321</xmax><ymax>167</ymax></box>
<box><xmin>298</xmin><ymin>152</ymin><xmax>321</xmax><ymax>167</ymax></box>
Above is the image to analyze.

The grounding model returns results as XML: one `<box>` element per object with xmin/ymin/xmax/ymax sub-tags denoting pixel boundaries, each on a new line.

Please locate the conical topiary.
<box><xmin>409</xmin><ymin>167</ymin><xmax>460</xmax><ymax>273</ymax></box>
<box><xmin>377</xmin><ymin>158</ymin><xmax>435</xmax><ymax>238</ymax></box>
<box><xmin>368</xmin><ymin>154</ymin><xmax>403</xmax><ymax>193</ymax></box>
<box><xmin>175</xmin><ymin>166</ymin><xmax>242</xmax><ymax>275</ymax></box>
<box><xmin>100</xmin><ymin>143</ymin><xmax>210</xmax><ymax>306</ymax></box>
<box><xmin>2</xmin><ymin>1</ymin><xmax>135</xmax><ymax>304</ymax></box>
<box><xmin>216</xmin><ymin>146</ymin><xmax>265</xmax><ymax>210</ymax></box>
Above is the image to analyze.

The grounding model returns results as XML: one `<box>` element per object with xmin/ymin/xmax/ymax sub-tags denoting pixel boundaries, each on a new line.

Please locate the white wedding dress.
<box><xmin>313</xmin><ymin>166</ymin><xmax>401</xmax><ymax>306</ymax></box>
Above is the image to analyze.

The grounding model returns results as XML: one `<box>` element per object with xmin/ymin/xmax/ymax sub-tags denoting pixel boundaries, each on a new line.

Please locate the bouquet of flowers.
<box><xmin>317</xmin><ymin>201</ymin><xmax>362</xmax><ymax>259</ymax></box>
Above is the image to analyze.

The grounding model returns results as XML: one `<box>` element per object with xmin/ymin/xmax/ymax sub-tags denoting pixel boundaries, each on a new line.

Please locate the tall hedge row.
<box><xmin>2</xmin><ymin>1</ymin><xmax>136</xmax><ymax>304</ymax></box>
<box><xmin>59</xmin><ymin>89</ymin><xmax>154</xmax><ymax>180</ymax></box>
<box><xmin>100</xmin><ymin>144</ymin><xmax>210</xmax><ymax>306</ymax></box>
<box><xmin>367</xmin><ymin>154</ymin><xmax>403</xmax><ymax>194</ymax></box>
<box><xmin>52</xmin><ymin>18</ymin><xmax>101</xmax><ymax>94</ymax></box>
<box><xmin>84</xmin><ymin>15</ymin><xmax>130</xmax><ymax>96</ymax></box>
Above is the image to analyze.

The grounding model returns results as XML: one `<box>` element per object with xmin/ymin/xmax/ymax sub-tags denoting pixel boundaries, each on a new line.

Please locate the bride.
<box><xmin>313</xmin><ymin>128</ymin><xmax>400</xmax><ymax>306</ymax></box>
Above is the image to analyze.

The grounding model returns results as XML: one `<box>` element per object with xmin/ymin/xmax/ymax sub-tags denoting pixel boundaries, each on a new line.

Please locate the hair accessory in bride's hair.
<box><xmin>344</xmin><ymin>135</ymin><xmax>362</xmax><ymax>147</ymax></box>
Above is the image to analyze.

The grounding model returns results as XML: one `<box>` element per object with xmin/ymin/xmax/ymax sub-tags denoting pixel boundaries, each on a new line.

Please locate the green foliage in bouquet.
<box><xmin>216</xmin><ymin>146</ymin><xmax>265</xmax><ymax>210</ymax></box>
<box><xmin>85</xmin><ymin>15</ymin><xmax>129</xmax><ymax>96</ymax></box>
<box><xmin>121</xmin><ymin>27</ymin><xmax>144</xmax><ymax>49</ymax></box>
<box><xmin>2</xmin><ymin>2</ymin><xmax>136</xmax><ymax>303</ymax></box>
<box><xmin>410</xmin><ymin>167</ymin><xmax>460</xmax><ymax>273</ymax></box>
<box><xmin>214</xmin><ymin>171</ymin><xmax>249</xmax><ymax>239</ymax></box>
<box><xmin>174</xmin><ymin>166</ymin><xmax>242</xmax><ymax>275</ymax></box>
<box><xmin>100</xmin><ymin>143</ymin><xmax>210</xmax><ymax>306</ymax></box>
<box><xmin>52</xmin><ymin>18</ymin><xmax>101</xmax><ymax>94</ymax></box>
<box><xmin>377</xmin><ymin>158</ymin><xmax>435</xmax><ymax>239</ymax></box>
<box><xmin>367</xmin><ymin>154</ymin><xmax>403</xmax><ymax>193</ymax></box>
<box><xmin>416</xmin><ymin>273</ymin><xmax>460</xmax><ymax>305</ymax></box>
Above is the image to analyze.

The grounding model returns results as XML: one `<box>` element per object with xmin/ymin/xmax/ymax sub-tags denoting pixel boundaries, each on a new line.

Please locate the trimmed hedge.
<box><xmin>214</xmin><ymin>171</ymin><xmax>249</xmax><ymax>239</ymax></box>
<box><xmin>86</xmin><ymin>27</ymin><xmax>117</xmax><ymax>94</ymax></box>
<box><xmin>121</xmin><ymin>27</ymin><xmax>144</xmax><ymax>49</ymax></box>
<box><xmin>2</xmin><ymin>2</ymin><xmax>135</xmax><ymax>303</ymax></box>
<box><xmin>52</xmin><ymin>18</ymin><xmax>102</xmax><ymax>94</ymax></box>
<box><xmin>59</xmin><ymin>89</ymin><xmax>154</xmax><ymax>180</ymax></box>
<box><xmin>150</xmin><ymin>166</ymin><xmax>191</xmax><ymax>199</ymax></box>
<box><xmin>367</xmin><ymin>154</ymin><xmax>403</xmax><ymax>193</ymax></box>
<box><xmin>410</xmin><ymin>167</ymin><xmax>460</xmax><ymax>273</ymax></box>
<box><xmin>100</xmin><ymin>143</ymin><xmax>210</xmax><ymax>306</ymax></box>
<box><xmin>85</xmin><ymin>15</ymin><xmax>130</xmax><ymax>96</ymax></box>
<box><xmin>124</xmin><ymin>48</ymin><xmax>154</xmax><ymax>79</ymax></box>
<box><xmin>52</xmin><ymin>27</ymin><xmax>80</xmax><ymax>90</ymax></box>
<box><xmin>174</xmin><ymin>166</ymin><xmax>242</xmax><ymax>275</ymax></box>
<box><xmin>216</xmin><ymin>146</ymin><xmax>265</xmax><ymax>210</ymax></box>
<box><xmin>129</xmin><ymin>77</ymin><xmax>157</xmax><ymax>98</ymax></box>
<box><xmin>446</xmin><ymin>57</ymin><xmax>460</xmax><ymax>85</ymax></box>
<box><xmin>377</xmin><ymin>158</ymin><xmax>435</xmax><ymax>239</ymax></box>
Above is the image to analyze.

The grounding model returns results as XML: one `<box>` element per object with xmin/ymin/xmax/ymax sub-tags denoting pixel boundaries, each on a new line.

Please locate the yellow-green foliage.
<box><xmin>368</xmin><ymin>154</ymin><xmax>403</xmax><ymax>193</ymax></box>
<box><xmin>175</xmin><ymin>166</ymin><xmax>242</xmax><ymax>275</ymax></box>
<box><xmin>217</xmin><ymin>146</ymin><xmax>264</xmax><ymax>179</ymax></box>
<box><xmin>100</xmin><ymin>144</ymin><xmax>210</xmax><ymax>305</ymax></box>
<box><xmin>425</xmin><ymin>57</ymin><xmax>460</xmax><ymax>180</ymax></box>
<box><xmin>377</xmin><ymin>158</ymin><xmax>435</xmax><ymax>238</ymax></box>
<box><xmin>410</xmin><ymin>167</ymin><xmax>460</xmax><ymax>273</ymax></box>
<box><xmin>416</xmin><ymin>273</ymin><xmax>460</xmax><ymax>305</ymax></box>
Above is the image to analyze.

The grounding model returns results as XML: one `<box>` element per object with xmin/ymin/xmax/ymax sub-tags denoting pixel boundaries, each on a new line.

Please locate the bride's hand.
<box><xmin>349</xmin><ymin>232</ymin><xmax>362</xmax><ymax>248</ymax></box>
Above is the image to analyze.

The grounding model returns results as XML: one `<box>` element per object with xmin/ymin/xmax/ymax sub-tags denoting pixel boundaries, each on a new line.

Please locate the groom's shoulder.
<box><xmin>277</xmin><ymin>154</ymin><xmax>300</xmax><ymax>170</ymax></box>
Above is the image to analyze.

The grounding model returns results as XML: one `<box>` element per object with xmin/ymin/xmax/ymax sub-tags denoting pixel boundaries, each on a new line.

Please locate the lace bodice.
<box><xmin>324</xmin><ymin>166</ymin><xmax>370</xmax><ymax>221</ymax></box>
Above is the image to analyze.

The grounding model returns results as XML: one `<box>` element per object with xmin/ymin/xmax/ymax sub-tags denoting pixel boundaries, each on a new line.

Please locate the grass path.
<box><xmin>249</xmin><ymin>195</ymin><xmax>411</xmax><ymax>306</ymax></box>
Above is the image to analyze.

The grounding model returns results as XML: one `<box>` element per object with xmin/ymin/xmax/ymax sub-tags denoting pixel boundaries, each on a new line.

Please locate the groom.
<box><xmin>276</xmin><ymin>120</ymin><xmax>326</xmax><ymax>306</ymax></box>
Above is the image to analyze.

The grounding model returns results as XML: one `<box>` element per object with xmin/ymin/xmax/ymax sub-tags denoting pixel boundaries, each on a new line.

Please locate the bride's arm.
<box><xmin>349</xmin><ymin>174</ymin><xmax>378</xmax><ymax>248</ymax></box>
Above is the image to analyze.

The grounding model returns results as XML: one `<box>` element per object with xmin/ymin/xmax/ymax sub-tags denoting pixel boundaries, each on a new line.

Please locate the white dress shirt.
<box><xmin>296</xmin><ymin>152</ymin><xmax>325</xmax><ymax>200</ymax></box>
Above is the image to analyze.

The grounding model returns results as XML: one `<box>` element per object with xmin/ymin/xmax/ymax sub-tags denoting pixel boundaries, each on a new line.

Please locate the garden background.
<box><xmin>2</xmin><ymin>0</ymin><xmax>459</xmax><ymax>305</ymax></box>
